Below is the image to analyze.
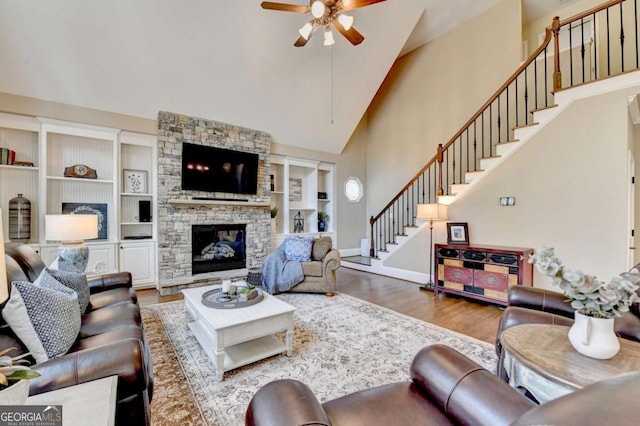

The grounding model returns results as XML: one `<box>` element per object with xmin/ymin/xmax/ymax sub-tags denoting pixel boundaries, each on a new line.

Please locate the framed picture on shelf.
<box><xmin>446</xmin><ymin>222</ymin><xmax>469</xmax><ymax>245</ymax></box>
<box><xmin>61</xmin><ymin>203</ymin><xmax>108</xmax><ymax>240</ymax></box>
<box><xmin>289</xmin><ymin>178</ymin><xmax>302</xmax><ymax>201</ymax></box>
<box><xmin>123</xmin><ymin>169</ymin><xmax>147</xmax><ymax>193</ymax></box>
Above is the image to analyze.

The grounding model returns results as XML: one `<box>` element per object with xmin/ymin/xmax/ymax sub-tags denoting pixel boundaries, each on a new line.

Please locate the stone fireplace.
<box><xmin>156</xmin><ymin>111</ymin><xmax>272</xmax><ymax>295</ymax></box>
<box><xmin>192</xmin><ymin>224</ymin><xmax>246</xmax><ymax>274</ymax></box>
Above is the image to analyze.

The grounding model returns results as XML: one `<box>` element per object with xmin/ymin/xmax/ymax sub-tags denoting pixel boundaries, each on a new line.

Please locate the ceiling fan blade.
<box><xmin>333</xmin><ymin>21</ymin><xmax>364</xmax><ymax>46</ymax></box>
<box><xmin>340</xmin><ymin>0</ymin><xmax>386</xmax><ymax>12</ymax></box>
<box><xmin>261</xmin><ymin>2</ymin><xmax>309</xmax><ymax>13</ymax></box>
<box><xmin>294</xmin><ymin>35</ymin><xmax>310</xmax><ymax>47</ymax></box>
<box><xmin>294</xmin><ymin>24</ymin><xmax>318</xmax><ymax>47</ymax></box>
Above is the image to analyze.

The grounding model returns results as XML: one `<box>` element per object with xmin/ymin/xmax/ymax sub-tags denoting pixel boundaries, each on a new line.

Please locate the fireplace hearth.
<box><xmin>192</xmin><ymin>224</ymin><xmax>247</xmax><ymax>274</ymax></box>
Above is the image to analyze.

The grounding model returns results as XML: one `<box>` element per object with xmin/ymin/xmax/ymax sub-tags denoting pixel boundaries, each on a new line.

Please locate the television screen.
<box><xmin>181</xmin><ymin>143</ymin><xmax>259</xmax><ymax>195</ymax></box>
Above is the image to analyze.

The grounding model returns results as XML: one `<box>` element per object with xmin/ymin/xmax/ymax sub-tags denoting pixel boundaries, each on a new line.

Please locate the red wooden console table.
<box><xmin>434</xmin><ymin>244</ymin><xmax>533</xmax><ymax>306</ymax></box>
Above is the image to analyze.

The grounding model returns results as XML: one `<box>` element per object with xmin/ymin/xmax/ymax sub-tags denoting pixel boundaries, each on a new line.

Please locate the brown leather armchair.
<box><xmin>495</xmin><ymin>285</ymin><xmax>640</xmax><ymax>381</ymax></box>
<box><xmin>245</xmin><ymin>344</ymin><xmax>639</xmax><ymax>426</ymax></box>
<box><xmin>2</xmin><ymin>243</ymin><xmax>153</xmax><ymax>426</ymax></box>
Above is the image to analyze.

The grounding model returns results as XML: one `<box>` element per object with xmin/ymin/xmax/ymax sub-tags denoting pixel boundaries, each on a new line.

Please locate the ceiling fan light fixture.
<box><xmin>337</xmin><ymin>14</ymin><xmax>354</xmax><ymax>30</ymax></box>
<box><xmin>298</xmin><ymin>22</ymin><xmax>314</xmax><ymax>39</ymax></box>
<box><xmin>311</xmin><ymin>1</ymin><xmax>326</xmax><ymax>18</ymax></box>
<box><xmin>324</xmin><ymin>27</ymin><xmax>335</xmax><ymax>46</ymax></box>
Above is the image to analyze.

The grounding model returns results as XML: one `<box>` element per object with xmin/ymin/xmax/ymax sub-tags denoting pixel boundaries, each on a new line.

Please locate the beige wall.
<box><xmin>365</xmin><ymin>0</ymin><xmax>522</xmax><ymax>218</ymax></box>
<box><xmin>0</xmin><ymin>92</ymin><xmax>156</xmax><ymax>134</ymax></box>
<box><xmin>522</xmin><ymin>0</ymin><xmax>601</xmax><ymax>50</ymax></box>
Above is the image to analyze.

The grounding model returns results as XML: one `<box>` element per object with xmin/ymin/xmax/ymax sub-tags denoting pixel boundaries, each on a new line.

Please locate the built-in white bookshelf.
<box><xmin>0</xmin><ymin>113</ymin><xmax>157</xmax><ymax>288</ymax></box>
<box><xmin>269</xmin><ymin>155</ymin><xmax>336</xmax><ymax>250</ymax></box>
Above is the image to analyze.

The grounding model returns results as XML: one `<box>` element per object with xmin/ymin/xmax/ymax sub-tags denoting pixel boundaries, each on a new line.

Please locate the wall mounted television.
<box><xmin>181</xmin><ymin>143</ymin><xmax>259</xmax><ymax>195</ymax></box>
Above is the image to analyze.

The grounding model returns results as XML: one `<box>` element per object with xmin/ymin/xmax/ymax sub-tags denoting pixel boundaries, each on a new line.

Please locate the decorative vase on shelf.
<box><xmin>8</xmin><ymin>194</ymin><xmax>31</xmax><ymax>243</ymax></box>
<box><xmin>568</xmin><ymin>311</ymin><xmax>620</xmax><ymax>359</ymax></box>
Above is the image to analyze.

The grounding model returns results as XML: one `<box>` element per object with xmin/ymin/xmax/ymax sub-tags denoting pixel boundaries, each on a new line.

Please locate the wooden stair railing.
<box><xmin>370</xmin><ymin>0</ymin><xmax>635</xmax><ymax>258</ymax></box>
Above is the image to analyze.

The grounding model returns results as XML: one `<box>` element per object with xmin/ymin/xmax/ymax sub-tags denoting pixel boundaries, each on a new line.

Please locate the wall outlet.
<box><xmin>500</xmin><ymin>196</ymin><xmax>516</xmax><ymax>206</ymax></box>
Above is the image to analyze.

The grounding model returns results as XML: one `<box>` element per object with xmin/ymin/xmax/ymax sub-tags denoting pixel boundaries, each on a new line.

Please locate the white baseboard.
<box><xmin>339</xmin><ymin>248</ymin><xmax>362</xmax><ymax>257</ymax></box>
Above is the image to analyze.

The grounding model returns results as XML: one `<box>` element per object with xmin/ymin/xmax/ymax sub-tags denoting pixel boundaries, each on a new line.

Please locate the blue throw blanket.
<box><xmin>261</xmin><ymin>243</ymin><xmax>304</xmax><ymax>294</ymax></box>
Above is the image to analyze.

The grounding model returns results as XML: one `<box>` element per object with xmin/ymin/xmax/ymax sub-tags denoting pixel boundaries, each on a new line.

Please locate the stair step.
<box><xmin>465</xmin><ymin>169</ymin><xmax>485</xmax><ymax>184</ymax></box>
<box><xmin>513</xmin><ymin>122</ymin><xmax>539</xmax><ymax>139</ymax></box>
<box><xmin>437</xmin><ymin>195</ymin><xmax>456</xmax><ymax>205</ymax></box>
<box><xmin>479</xmin><ymin>155</ymin><xmax>501</xmax><ymax>170</ymax></box>
<box><xmin>531</xmin><ymin>104</ymin><xmax>558</xmax><ymax>114</ymax></box>
<box><xmin>496</xmin><ymin>140</ymin><xmax>520</xmax><ymax>156</ymax></box>
<box><xmin>531</xmin><ymin>104</ymin><xmax>559</xmax><ymax>122</ymax></box>
<box><xmin>450</xmin><ymin>183</ymin><xmax>469</xmax><ymax>196</ymax></box>
<box><xmin>511</xmin><ymin>122</ymin><xmax>539</xmax><ymax>131</ymax></box>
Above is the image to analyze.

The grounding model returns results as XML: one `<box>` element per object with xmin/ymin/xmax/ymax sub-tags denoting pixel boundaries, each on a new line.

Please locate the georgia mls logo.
<box><xmin>0</xmin><ymin>405</ymin><xmax>62</xmax><ymax>426</ymax></box>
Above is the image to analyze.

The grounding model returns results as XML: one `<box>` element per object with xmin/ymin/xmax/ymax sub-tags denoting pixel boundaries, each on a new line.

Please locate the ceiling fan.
<box><xmin>261</xmin><ymin>0</ymin><xmax>386</xmax><ymax>47</ymax></box>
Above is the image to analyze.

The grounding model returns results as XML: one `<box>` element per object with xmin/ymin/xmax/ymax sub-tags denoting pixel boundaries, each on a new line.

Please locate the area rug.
<box><xmin>142</xmin><ymin>293</ymin><xmax>497</xmax><ymax>426</ymax></box>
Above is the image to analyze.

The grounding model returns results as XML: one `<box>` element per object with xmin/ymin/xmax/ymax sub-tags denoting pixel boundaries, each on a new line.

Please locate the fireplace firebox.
<box><xmin>192</xmin><ymin>224</ymin><xmax>246</xmax><ymax>274</ymax></box>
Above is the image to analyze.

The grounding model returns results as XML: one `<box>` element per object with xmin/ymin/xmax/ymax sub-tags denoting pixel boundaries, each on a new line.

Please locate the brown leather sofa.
<box><xmin>495</xmin><ymin>285</ymin><xmax>640</xmax><ymax>380</ymax></box>
<box><xmin>1</xmin><ymin>243</ymin><xmax>153</xmax><ymax>426</ymax></box>
<box><xmin>246</xmin><ymin>344</ymin><xmax>639</xmax><ymax>426</ymax></box>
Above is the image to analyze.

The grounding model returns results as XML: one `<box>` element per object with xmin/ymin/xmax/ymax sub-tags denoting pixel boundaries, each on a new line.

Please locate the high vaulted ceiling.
<box><xmin>0</xmin><ymin>0</ymin><xmax>571</xmax><ymax>154</ymax></box>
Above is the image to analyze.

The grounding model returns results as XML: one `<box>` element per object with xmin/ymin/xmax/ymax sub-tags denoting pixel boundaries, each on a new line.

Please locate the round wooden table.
<box><xmin>500</xmin><ymin>324</ymin><xmax>640</xmax><ymax>403</ymax></box>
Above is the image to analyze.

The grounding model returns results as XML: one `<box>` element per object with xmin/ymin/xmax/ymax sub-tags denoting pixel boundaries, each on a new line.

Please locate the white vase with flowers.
<box><xmin>529</xmin><ymin>246</ymin><xmax>639</xmax><ymax>359</ymax></box>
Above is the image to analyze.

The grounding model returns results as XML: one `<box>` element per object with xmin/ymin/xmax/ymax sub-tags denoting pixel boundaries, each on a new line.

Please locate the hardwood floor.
<box><xmin>137</xmin><ymin>267</ymin><xmax>504</xmax><ymax>344</ymax></box>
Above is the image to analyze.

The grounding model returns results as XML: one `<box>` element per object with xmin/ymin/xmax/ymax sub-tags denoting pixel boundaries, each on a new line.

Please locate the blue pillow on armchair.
<box><xmin>283</xmin><ymin>236</ymin><xmax>314</xmax><ymax>262</ymax></box>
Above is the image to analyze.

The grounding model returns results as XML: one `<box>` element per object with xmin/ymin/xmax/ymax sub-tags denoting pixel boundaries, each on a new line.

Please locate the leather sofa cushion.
<box><xmin>311</xmin><ymin>237</ymin><xmax>332</xmax><ymax>261</ymax></box>
<box><xmin>88</xmin><ymin>287</ymin><xmax>137</xmax><ymax>311</ymax></box>
<box><xmin>71</xmin><ymin>325</ymin><xmax>145</xmax><ymax>353</ymax></box>
<box><xmin>323</xmin><ymin>382</ymin><xmax>454</xmax><ymax>426</ymax></box>
<box><xmin>301</xmin><ymin>261</ymin><xmax>323</xmax><ymax>277</ymax></box>
<box><xmin>80</xmin><ymin>302</ymin><xmax>141</xmax><ymax>338</ymax></box>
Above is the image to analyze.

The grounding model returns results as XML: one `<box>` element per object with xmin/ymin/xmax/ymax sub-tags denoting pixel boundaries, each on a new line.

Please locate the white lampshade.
<box><xmin>45</xmin><ymin>214</ymin><xmax>99</xmax><ymax>242</ymax></box>
<box><xmin>338</xmin><ymin>14</ymin><xmax>354</xmax><ymax>30</ymax></box>
<box><xmin>416</xmin><ymin>204</ymin><xmax>448</xmax><ymax>221</ymax></box>
<box><xmin>311</xmin><ymin>0</ymin><xmax>326</xmax><ymax>18</ymax></box>
<box><xmin>0</xmin><ymin>209</ymin><xmax>7</xmax><ymax>302</ymax></box>
<box><xmin>298</xmin><ymin>22</ymin><xmax>313</xmax><ymax>40</ymax></box>
<box><xmin>324</xmin><ymin>27</ymin><xmax>335</xmax><ymax>46</ymax></box>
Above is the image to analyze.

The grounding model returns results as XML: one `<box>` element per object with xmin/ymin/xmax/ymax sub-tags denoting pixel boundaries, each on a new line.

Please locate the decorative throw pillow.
<box><xmin>284</xmin><ymin>236</ymin><xmax>314</xmax><ymax>262</ymax></box>
<box><xmin>2</xmin><ymin>281</ymin><xmax>81</xmax><ymax>363</ymax></box>
<box><xmin>47</xmin><ymin>268</ymin><xmax>90</xmax><ymax>313</ymax></box>
<box><xmin>311</xmin><ymin>236</ymin><xmax>333</xmax><ymax>261</ymax></box>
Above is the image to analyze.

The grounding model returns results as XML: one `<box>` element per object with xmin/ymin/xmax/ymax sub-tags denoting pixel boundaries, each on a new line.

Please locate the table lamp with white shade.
<box><xmin>416</xmin><ymin>203</ymin><xmax>448</xmax><ymax>291</ymax></box>
<box><xmin>45</xmin><ymin>214</ymin><xmax>98</xmax><ymax>273</ymax></box>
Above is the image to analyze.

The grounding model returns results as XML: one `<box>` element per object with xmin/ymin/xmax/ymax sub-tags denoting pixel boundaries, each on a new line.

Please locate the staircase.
<box><xmin>343</xmin><ymin>0</ymin><xmax>640</xmax><ymax>281</ymax></box>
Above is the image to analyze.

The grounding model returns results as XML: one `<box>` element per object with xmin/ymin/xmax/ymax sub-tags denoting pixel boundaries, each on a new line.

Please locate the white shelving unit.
<box><xmin>39</xmin><ymin>119</ymin><xmax>120</xmax><ymax>274</ymax></box>
<box><xmin>269</xmin><ymin>155</ymin><xmax>336</xmax><ymax>251</ymax></box>
<box><xmin>118</xmin><ymin>131</ymin><xmax>157</xmax><ymax>287</ymax></box>
<box><xmin>0</xmin><ymin>114</ymin><xmax>41</xmax><ymax>242</ymax></box>
<box><xmin>0</xmin><ymin>113</ymin><xmax>157</xmax><ymax>288</ymax></box>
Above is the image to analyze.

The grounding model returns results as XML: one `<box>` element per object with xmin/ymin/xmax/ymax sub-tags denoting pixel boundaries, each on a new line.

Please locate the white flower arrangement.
<box><xmin>529</xmin><ymin>246</ymin><xmax>640</xmax><ymax>319</ymax></box>
<box><xmin>0</xmin><ymin>347</ymin><xmax>40</xmax><ymax>388</ymax></box>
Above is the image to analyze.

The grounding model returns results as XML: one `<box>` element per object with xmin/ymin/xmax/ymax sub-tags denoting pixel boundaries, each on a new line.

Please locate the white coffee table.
<box><xmin>182</xmin><ymin>283</ymin><xmax>296</xmax><ymax>381</ymax></box>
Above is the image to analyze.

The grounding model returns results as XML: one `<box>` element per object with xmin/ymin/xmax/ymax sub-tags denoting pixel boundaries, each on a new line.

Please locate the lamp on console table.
<box><xmin>45</xmin><ymin>214</ymin><xmax>98</xmax><ymax>273</ymax></box>
<box><xmin>416</xmin><ymin>203</ymin><xmax>447</xmax><ymax>292</ymax></box>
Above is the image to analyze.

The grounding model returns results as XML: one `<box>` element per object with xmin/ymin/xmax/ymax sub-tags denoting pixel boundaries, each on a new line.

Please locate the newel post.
<box><xmin>552</xmin><ymin>16</ymin><xmax>562</xmax><ymax>92</ymax></box>
<box><xmin>369</xmin><ymin>216</ymin><xmax>376</xmax><ymax>257</ymax></box>
<box><xmin>436</xmin><ymin>144</ymin><xmax>444</xmax><ymax>196</ymax></box>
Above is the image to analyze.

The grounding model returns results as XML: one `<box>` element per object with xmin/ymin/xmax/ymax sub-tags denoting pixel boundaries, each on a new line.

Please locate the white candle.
<box><xmin>222</xmin><ymin>280</ymin><xmax>231</xmax><ymax>293</ymax></box>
